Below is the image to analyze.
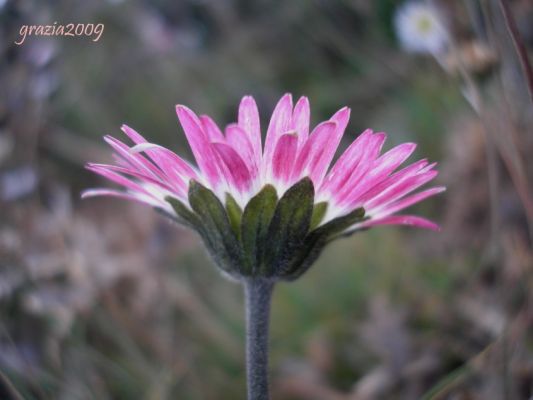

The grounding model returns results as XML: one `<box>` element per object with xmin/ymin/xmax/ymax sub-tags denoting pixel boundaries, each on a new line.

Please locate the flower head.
<box><xmin>395</xmin><ymin>1</ymin><xmax>449</xmax><ymax>55</ymax></box>
<box><xmin>83</xmin><ymin>94</ymin><xmax>444</xmax><ymax>280</ymax></box>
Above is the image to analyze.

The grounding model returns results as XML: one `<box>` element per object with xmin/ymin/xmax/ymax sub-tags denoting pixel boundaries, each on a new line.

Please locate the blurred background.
<box><xmin>1</xmin><ymin>0</ymin><xmax>532</xmax><ymax>399</ymax></box>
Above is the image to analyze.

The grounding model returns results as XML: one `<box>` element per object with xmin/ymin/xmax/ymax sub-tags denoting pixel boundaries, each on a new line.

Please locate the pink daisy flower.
<box><xmin>83</xmin><ymin>93</ymin><xmax>445</xmax><ymax>399</ymax></box>
<box><xmin>83</xmin><ymin>94</ymin><xmax>444</xmax><ymax>279</ymax></box>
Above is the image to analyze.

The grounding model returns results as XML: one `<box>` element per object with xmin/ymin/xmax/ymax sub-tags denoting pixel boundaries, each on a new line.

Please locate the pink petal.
<box><xmin>81</xmin><ymin>188</ymin><xmax>169</xmax><ymax>209</ymax></box>
<box><xmin>368</xmin><ymin>142</ymin><xmax>417</xmax><ymax>181</ymax></box>
<box><xmin>329</xmin><ymin>107</ymin><xmax>351</xmax><ymax>137</ymax></box>
<box><xmin>238</xmin><ymin>95</ymin><xmax>262</xmax><ymax>159</ymax></box>
<box><xmin>320</xmin><ymin>129</ymin><xmax>373</xmax><ymax>195</ymax></box>
<box><xmin>304</xmin><ymin>106</ymin><xmax>350</xmax><ymax>186</ymax></box>
<box><xmin>291</xmin><ymin>121</ymin><xmax>338</xmax><ymax>186</ymax></box>
<box><xmin>86</xmin><ymin>164</ymin><xmax>157</xmax><ymax>199</ymax></box>
<box><xmin>339</xmin><ymin>142</ymin><xmax>417</xmax><ymax>206</ymax></box>
<box><xmin>120</xmin><ymin>125</ymin><xmax>171</xmax><ymax>178</ymax></box>
<box><xmin>374</xmin><ymin>186</ymin><xmax>446</xmax><ymax>217</ymax></box>
<box><xmin>354</xmin><ymin>159</ymin><xmax>430</xmax><ymax>206</ymax></box>
<box><xmin>87</xmin><ymin>163</ymin><xmax>186</xmax><ymax>197</ymax></box>
<box><xmin>176</xmin><ymin>105</ymin><xmax>222</xmax><ymax>188</ymax></box>
<box><xmin>200</xmin><ymin>115</ymin><xmax>225</xmax><ymax>142</ymax></box>
<box><xmin>212</xmin><ymin>142</ymin><xmax>252</xmax><ymax>193</ymax></box>
<box><xmin>263</xmin><ymin>94</ymin><xmax>293</xmax><ymax>171</ymax></box>
<box><xmin>120</xmin><ymin>124</ymin><xmax>147</xmax><ymax>143</ymax></box>
<box><xmin>225</xmin><ymin>124</ymin><xmax>258</xmax><ymax>179</ymax></box>
<box><xmin>128</xmin><ymin>142</ymin><xmax>198</xmax><ymax>181</ymax></box>
<box><xmin>333</xmin><ymin>132</ymin><xmax>387</xmax><ymax>205</ymax></box>
<box><xmin>292</xmin><ymin>96</ymin><xmax>310</xmax><ymax>146</ymax></box>
<box><xmin>363</xmin><ymin>215</ymin><xmax>441</xmax><ymax>231</ymax></box>
<box><xmin>364</xmin><ymin>169</ymin><xmax>439</xmax><ymax>210</ymax></box>
<box><xmin>104</xmin><ymin>135</ymin><xmax>162</xmax><ymax>179</ymax></box>
<box><xmin>121</xmin><ymin>126</ymin><xmax>199</xmax><ymax>183</ymax></box>
<box><xmin>272</xmin><ymin>133</ymin><xmax>298</xmax><ymax>183</ymax></box>
<box><xmin>420</xmin><ymin>162</ymin><xmax>437</xmax><ymax>173</ymax></box>
<box><xmin>82</xmin><ymin>188</ymin><xmax>134</xmax><ymax>200</ymax></box>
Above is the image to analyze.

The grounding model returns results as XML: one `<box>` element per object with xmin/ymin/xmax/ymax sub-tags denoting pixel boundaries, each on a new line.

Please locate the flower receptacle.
<box><xmin>166</xmin><ymin>178</ymin><xmax>366</xmax><ymax>281</ymax></box>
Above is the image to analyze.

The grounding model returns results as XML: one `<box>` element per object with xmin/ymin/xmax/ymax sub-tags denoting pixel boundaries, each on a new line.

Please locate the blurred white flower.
<box><xmin>395</xmin><ymin>2</ymin><xmax>449</xmax><ymax>55</ymax></box>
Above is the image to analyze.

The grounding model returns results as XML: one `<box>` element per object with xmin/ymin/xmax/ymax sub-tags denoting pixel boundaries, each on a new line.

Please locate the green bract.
<box><xmin>166</xmin><ymin>178</ymin><xmax>365</xmax><ymax>281</ymax></box>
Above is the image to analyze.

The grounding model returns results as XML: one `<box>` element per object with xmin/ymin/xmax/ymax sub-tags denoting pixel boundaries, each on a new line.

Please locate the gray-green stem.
<box><xmin>244</xmin><ymin>278</ymin><xmax>274</xmax><ymax>400</ymax></box>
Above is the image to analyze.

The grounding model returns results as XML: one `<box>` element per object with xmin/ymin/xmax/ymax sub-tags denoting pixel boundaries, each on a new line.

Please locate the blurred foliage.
<box><xmin>1</xmin><ymin>0</ymin><xmax>533</xmax><ymax>399</ymax></box>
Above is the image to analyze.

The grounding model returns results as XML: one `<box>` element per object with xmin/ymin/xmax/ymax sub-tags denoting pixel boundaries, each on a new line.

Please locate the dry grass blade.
<box><xmin>498</xmin><ymin>0</ymin><xmax>533</xmax><ymax>108</ymax></box>
<box><xmin>0</xmin><ymin>370</ymin><xmax>25</xmax><ymax>400</ymax></box>
<box><xmin>420</xmin><ymin>363</ymin><xmax>473</xmax><ymax>400</ymax></box>
<box><xmin>420</xmin><ymin>339</ymin><xmax>500</xmax><ymax>400</ymax></box>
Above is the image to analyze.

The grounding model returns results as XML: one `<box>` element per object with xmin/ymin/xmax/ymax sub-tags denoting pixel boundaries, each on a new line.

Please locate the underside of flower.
<box><xmin>83</xmin><ymin>94</ymin><xmax>445</xmax><ymax>279</ymax></box>
<box><xmin>166</xmin><ymin>177</ymin><xmax>365</xmax><ymax>280</ymax></box>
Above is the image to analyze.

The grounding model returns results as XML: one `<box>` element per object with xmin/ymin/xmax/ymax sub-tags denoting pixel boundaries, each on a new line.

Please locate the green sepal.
<box><xmin>321</xmin><ymin>208</ymin><xmax>368</xmax><ymax>244</ymax></box>
<box><xmin>264</xmin><ymin>177</ymin><xmax>314</xmax><ymax>276</ymax></box>
<box><xmin>283</xmin><ymin>231</ymin><xmax>327</xmax><ymax>281</ymax></box>
<box><xmin>165</xmin><ymin>196</ymin><xmax>202</xmax><ymax>229</ymax></box>
<box><xmin>225</xmin><ymin>193</ymin><xmax>243</xmax><ymax>240</ymax></box>
<box><xmin>284</xmin><ymin>206</ymin><xmax>366</xmax><ymax>280</ymax></box>
<box><xmin>166</xmin><ymin>181</ymin><xmax>366</xmax><ymax>282</ymax></box>
<box><xmin>240</xmin><ymin>184</ymin><xmax>278</xmax><ymax>276</ymax></box>
<box><xmin>188</xmin><ymin>180</ymin><xmax>242</xmax><ymax>275</ymax></box>
<box><xmin>335</xmin><ymin>223</ymin><xmax>371</xmax><ymax>239</ymax></box>
<box><xmin>310</xmin><ymin>201</ymin><xmax>328</xmax><ymax>230</ymax></box>
<box><xmin>314</xmin><ymin>206</ymin><xmax>365</xmax><ymax>242</ymax></box>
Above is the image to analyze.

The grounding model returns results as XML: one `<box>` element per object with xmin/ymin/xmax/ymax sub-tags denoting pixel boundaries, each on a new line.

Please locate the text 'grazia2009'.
<box><xmin>15</xmin><ymin>22</ymin><xmax>104</xmax><ymax>45</ymax></box>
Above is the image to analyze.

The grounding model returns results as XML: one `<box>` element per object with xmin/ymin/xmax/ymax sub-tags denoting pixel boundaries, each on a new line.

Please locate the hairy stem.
<box><xmin>244</xmin><ymin>278</ymin><xmax>274</xmax><ymax>400</ymax></box>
